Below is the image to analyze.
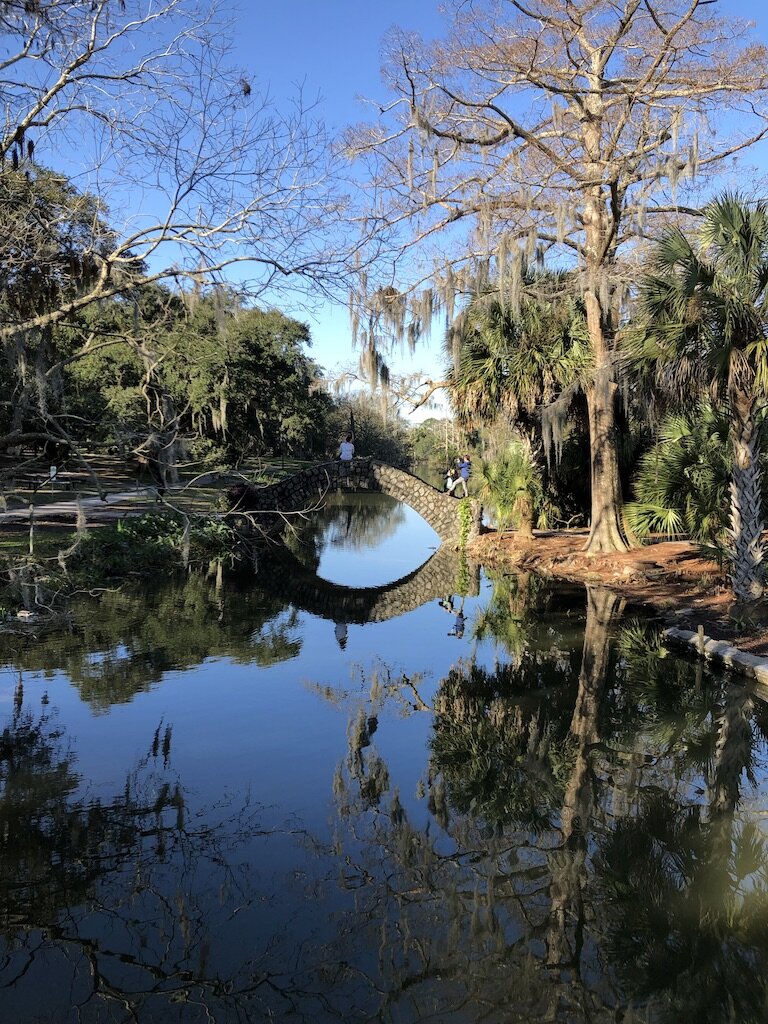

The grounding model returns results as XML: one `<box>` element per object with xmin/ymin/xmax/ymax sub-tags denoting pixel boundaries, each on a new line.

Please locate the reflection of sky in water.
<box><xmin>312</xmin><ymin>494</ymin><xmax>441</xmax><ymax>587</ymax></box>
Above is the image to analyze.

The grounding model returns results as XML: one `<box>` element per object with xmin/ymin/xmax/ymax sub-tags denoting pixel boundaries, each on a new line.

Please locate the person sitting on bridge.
<box><xmin>445</xmin><ymin>466</ymin><xmax>467</xmax><ymax>498</ymax></box>
<box><xmin>339</xmin><ymin>434</ymin><xmax>355</xmax><ymax>462</ymax></box>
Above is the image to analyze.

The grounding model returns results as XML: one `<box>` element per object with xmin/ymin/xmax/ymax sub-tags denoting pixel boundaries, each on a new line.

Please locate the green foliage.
<box><xmin>69</xmin><ymin>513</ymin><xmax>235</xmax><ymax>580</ymax></box>
<box><xmin>161</xmin><ymin>298</ymin><xmax>333</xmax><ymax>462</ymax></box>
<box><xmin>64</xmin><ymin>288</ymin><xmax>335</xmax><ymax>462</ymax></box>
<box><xmin>446</xmin><ymin>270</ymin><xmax>591</xmax><ymax>430</ymax></box>
<box><xmin>456</xmin><ymin>499</ymin><xmax>472</xmax><ymax>549</ymax></box>
<box><xmin>409</xmin><ymin>418</ymin><xmax>454</xmax><ymax>468</ymax></box>
<box><xmin>633</xmin><ymin>192</ymin><xmax>768</xmax><ymax>401</ymax></box>
<box><xmin>0</xmin><ymin>166</ymin><xmax>134</xmax><ymax>443</ymax></box>
<box><xmin>479</xmin><ymin>440</ymin><xmax>543</xmax><ymax>535</ymax></box>
<box><xmin>624</xmin><ymin>401</ymin><xmax>739</xmax><ymax>544</ymax></box>
<box><xmin>0</xmin><ymin>166</ymin><xmax>119</xmax><ymax>325</ymax></box>
<box><xmin>444</xmin><ymin>271</ymin><xmax>594</xmax><ymax>524</ymax></box>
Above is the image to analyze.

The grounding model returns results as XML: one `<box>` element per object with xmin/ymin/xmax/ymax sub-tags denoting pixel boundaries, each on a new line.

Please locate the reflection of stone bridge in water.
<box><xmin>257</xmin><ymin>546</ymin><xmax>480</xmax><ymax>625</ymax></box>
<box><xmin>229</xmin><ymin>459</ymin><xmax>483</xmax><ymax>546</ymax></box>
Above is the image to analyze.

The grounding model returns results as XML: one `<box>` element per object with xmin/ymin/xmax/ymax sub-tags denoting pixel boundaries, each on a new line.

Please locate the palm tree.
<box><xmin>635</xmin><ymin>193</ymin><xmax>768</xmax><ymax>603</ymax></box>
<box><xmin>624</xmin><ymin>400</ymin><xmax>733</xmax><ymax>546</ymax></box>
<box><xmin>446</xmin><ymin>268</ymin><xmax>591</xmax><ymax>444</ymax></box>
<box><xmin>446</xmin><ymin>270</ymin><xmax>593</xmax><ymax>533</ymax></box>
<box><xmin>478</xmin><ymin>440</ymin><xmax>543</xmax><ymax>540</ymax></box>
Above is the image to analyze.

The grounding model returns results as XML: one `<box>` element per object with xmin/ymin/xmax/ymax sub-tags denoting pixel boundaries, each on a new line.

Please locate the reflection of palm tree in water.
<box><xmin>709</xmin><ymin>681</ymin><xmax>755</xmax><ymax>818</ymax></box>
<box><xmin>594</xmin><ymin>681</ymin><xmax>768</xmax><ymax>1024</ymax></box>
<box><xmin>472</xmin><ymin>570</ymin><xmax>537</xmax><ymax>658</ymax></box>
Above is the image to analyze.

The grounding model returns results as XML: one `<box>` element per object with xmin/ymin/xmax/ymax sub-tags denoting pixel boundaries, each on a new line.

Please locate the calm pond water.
<box><xmin>2</xmin><ymin>493</ymin><xmax>768</xmax><ymax>1023</ymax></box>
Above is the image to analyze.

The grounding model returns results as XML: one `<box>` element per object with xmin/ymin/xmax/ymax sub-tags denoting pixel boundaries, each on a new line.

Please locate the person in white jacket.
<box><xmin>338</xmin><ymin>434</ymin><xmax>355</xmax><ymax>461</ymax></box>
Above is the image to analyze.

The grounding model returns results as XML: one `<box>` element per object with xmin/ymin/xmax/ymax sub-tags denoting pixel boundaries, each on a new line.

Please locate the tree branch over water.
<box><xmin>0</xmin><ymin>0</ymin><xmax>355</xmax><ymax>346</ymax></box>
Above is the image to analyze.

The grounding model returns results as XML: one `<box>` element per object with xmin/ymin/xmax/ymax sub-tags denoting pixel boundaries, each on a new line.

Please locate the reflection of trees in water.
<box><xmin>472</xmin><ymin>568</ymin><xmax>585</xmax><ymax>664</ymax></box>
<box><xmin>0</xmin><ymin>566</ymin><xmax>300</xmax><ymax>709</ymax></box>
<box><xmin>320</xmin><ymin>586</ymin><xmax>768</xmax><ymax>1022</ymax></box>
<box><xmin>544</xmin><ymin>588</ymin><xmax>622</xmax><ymax>995</ymax></box>
<box><xmin>596</xmin><ymin>787</ymin><xmax>768</xmax><ymax>1024</ymax></box>
<box><xmin>593</xmin><ymin>652</ymin><xmax>768</xmax><ymax>1024</ymax></box>
<box><xmin>0</xmin><ymin>686</ymin><xmax>275</xmax><ymax>1023</ymax></box>
<box><xmin>4</xmin><ymin>570</ymin><xmax>768</xmax><ymax>1022</ymax></box>
<box><xmin>284</xmin><ymin>492</ymin><xmax>408</xmax><ymax>570</ymax></box>
<box><xmin>0</xmin><ymin>680</ymin><xmax>85</xmax><ymax>932</ymax></box>
<box><xmin>431</xmin><ymin>659</ymin><xmax>578</xmax><ymax>832</ymax></box>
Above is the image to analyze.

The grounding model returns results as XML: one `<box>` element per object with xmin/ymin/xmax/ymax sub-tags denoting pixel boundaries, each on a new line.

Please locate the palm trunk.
<box><xmin>516</xmin><ymin>494</ymin><xmax>534</xmax><ymax>540</ymax></box>
<box><xmin>729</xmin><ymin>392</ymin><xmax>764</xmax><ymax>601</ymax></box>
<box><xmin>709</xmin><ymin>682</ymin><xmax>753</xmax><ymax>818</ymax></box>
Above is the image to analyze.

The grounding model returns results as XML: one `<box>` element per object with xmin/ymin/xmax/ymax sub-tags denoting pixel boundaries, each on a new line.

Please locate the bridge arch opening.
<box><xmin>294</xmin><ymin>491</ymin><xmax>440</xmax><ymax>589</ymax></box>
<box><xmin>228</xmin><ymin>459</ymin><xmax>483</xmax><ymax>548</ymax></box>
<box><xmin>256</xmin><ymin>544</ymin><xmax>480</xmax><ymax>625</ymax></box>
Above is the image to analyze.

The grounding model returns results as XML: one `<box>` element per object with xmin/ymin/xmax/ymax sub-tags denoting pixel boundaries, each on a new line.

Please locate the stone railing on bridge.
<box><xmin>227</xmin><ymin>459</ymin><xmax>483</xmax><ymax>546</ymax></box>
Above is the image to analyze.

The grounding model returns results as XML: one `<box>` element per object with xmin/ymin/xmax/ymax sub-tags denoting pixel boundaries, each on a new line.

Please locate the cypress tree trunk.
<box><xmin>580</xmin><ymin>130</ymin><xmax>629</xmax><ymax>554</ymax></box>
<box><xmin>729</xmin><ymin>392</ymin><xmax>764</xmax><ymax>602</ymax></box>
<box><xmin>546</xmin><ymin>588</ymin><xmax>623</xmax><ymax>971</ymax></box>
<box><xmin>584</xmin><ymin>361</ymin><xmax>629</xmax><ymax>554</ymax></box>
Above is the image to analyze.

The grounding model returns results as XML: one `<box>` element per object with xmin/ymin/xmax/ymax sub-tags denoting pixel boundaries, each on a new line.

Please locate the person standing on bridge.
<box><xmin>446</xmin><ymin>465</ymin><xmax>467</xmax><ymax>498</ymax></box>
<box><xmin>448</xmin><ymin>599</ymin><xmax>466</xmax><ymax>638</ymax></box>
<box><xmin>458</xmin><ymin>454</ymin><xmax>472</xmax><ymax>494</ymax></box>
<box><xmin>338</xmin><ymin>433</ymin><xmax>355</xmax><ymax>480</ymax></box>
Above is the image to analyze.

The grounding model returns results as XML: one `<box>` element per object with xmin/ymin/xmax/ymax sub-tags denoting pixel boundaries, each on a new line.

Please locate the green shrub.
<box><xmin>479</xmin><ymin>441</ymin><xmax>543</xmax><ymax>537</ymax></box>
<box><xmin>624</xmin><ymin>401</ymin><xmax>738</xmax><ymax>544</ymax></box>
<box><xmin>69</xmin><ymin>513</ymin><xmax>235</xmax><ymax>580</ymax></box>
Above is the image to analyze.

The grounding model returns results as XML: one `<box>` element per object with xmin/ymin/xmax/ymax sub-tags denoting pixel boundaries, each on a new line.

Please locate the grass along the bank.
<box><xmin>0</xmin><ymin>452</ymin><xmax>316</xmax><ymax>513</ymax></box>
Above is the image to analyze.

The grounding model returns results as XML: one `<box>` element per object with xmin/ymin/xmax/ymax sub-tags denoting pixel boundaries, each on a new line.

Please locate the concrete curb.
<box><xmin>662</xmin><ymin>624</ymin><xmax>768</xmax><ymax>692</ymax></box>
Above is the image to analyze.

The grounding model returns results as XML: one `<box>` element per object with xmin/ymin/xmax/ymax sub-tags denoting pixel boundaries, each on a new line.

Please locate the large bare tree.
<box><xmin>0</xmin><ymin>0</ymin><xmax>349</xmax><ymax>331</ymax></box>
<box><xmin>347</xmin><ymin>0</ymin><xmax>768</xmax><ymax>552</ymax></box>
<box><xmin>0</xmin><ymin>0</ymin><xmax>351</xmax><ymax>464</ymax></box>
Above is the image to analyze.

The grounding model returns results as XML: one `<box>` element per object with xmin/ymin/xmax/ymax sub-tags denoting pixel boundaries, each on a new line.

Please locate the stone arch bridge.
<box><xmin>257</xmin><ymin>546</ymin><xmax>480</xmax><ymax>625</ymax></box>
<box><xmin>228</xmin><ymin>459</ymin><xmax>483</xmax><ymax>546</ymax></box>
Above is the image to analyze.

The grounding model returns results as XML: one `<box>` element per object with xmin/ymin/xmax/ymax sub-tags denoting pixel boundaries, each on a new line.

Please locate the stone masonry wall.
<box><xmin>258</xmin><ymin>546</ymin><xmax>480</xmax><ymax>624</ymax></box>
<box><xmin>229</xmin><ymin>459</ymin><xmax>483</xmax><ymax>546</ymax></box>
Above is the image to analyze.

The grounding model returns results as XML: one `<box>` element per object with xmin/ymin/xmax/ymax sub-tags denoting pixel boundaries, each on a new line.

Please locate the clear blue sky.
<box><xmin>230</xmin><ymin>1</ymin><xmax>450</xmax><ymax>412</ymax></box>
<box><xmin>229</xmin><ymin>0</ymin><xmax>768</xmax><ymax>415</ymax></box>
